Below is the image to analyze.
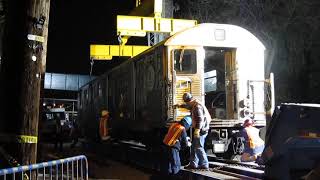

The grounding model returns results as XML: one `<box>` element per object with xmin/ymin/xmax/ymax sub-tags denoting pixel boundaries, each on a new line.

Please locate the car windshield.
<box><xmin>45</xmin><ymin>112</ymin><xmax>65</xmax><ymax>121</ymax></box>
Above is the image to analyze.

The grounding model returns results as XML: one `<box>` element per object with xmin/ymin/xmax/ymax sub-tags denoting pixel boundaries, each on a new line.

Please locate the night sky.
<box><xmin>46</xmin><ymin>0</ymin><xmax>136</xmax><ymax>75</ymax></box>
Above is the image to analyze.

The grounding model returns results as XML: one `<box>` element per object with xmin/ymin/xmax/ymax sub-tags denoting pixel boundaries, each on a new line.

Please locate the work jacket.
<box><xmin>191</xmin><ymin>100</ymin><xmax>212</xmax><ymax>132</ymax></box>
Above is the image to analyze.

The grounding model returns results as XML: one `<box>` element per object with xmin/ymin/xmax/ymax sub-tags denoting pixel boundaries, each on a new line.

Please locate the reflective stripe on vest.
<box><xmin>163</xmin><ymin>123</ymin><xmax>185</xmax><ymax>146</ymax></box>
<box><xmin>99</xmin><ymin>117</ymin><xmax>108</xmax><ymax>137</ymax></box>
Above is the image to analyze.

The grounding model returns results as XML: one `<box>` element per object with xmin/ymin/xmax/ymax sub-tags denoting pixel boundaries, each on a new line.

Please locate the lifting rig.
<box><xmin>90</xmin><ymin>0</ymin><xmax>197</xmax><ymax>60</ymax></box>
<box><xmin>88</xmin><ymin>1</ymin><xmax>278</xmax><ymax>160</ymax></box>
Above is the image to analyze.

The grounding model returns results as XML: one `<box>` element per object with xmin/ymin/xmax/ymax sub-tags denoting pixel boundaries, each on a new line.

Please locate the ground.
<box><xmin>38</xmin><ymin>141</ymin><xmax>152</xmax><ymax>180</ymax></box>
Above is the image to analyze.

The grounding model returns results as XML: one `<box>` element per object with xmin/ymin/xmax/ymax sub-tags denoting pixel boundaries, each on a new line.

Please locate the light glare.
<box><xmin>31</xmin><ymin>55</ymin><xmax>37</xmax><ymax>62</ymax></box>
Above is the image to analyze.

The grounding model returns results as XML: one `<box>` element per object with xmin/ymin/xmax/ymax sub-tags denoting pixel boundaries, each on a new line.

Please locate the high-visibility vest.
<box><xmin>163</xmin><ymin>123</ymin><xmax>185</xmax><ymax>146</ymax></box>
<box><xmin>245</xmin><ymin>126</ymin><xmax>264</xmax><ymax>149</ymax></box>
<box><xmin>99</xmin><ymin>117</ymin><xmax>108</xmax><ymax>137</ymax></box>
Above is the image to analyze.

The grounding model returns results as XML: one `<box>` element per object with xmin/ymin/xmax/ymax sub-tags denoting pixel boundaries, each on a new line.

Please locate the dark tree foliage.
<box><xmin>0</xmin><ymin>0</ymin><xmax>5</xmax><ymax>69</ymax></box>
<box><xmin>174</xmin><ymin>0</ymin><xmax>320</xmax><ymax>104</ymax></box>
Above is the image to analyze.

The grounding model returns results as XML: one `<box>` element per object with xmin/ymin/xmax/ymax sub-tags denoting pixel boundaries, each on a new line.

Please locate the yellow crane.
<box><xmin>90</xmin><ymin>0</ymin><xmax>197</xmax><ymax>60</ymax></box>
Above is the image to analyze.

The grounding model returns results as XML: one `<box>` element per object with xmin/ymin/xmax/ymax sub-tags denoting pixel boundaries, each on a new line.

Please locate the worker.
<box><xmin>175</xmin><ymin>92</ymin><xmax>211</xmax><ymax>170</ymax></box>
<box><xmin>54</xmin><ymin>113</ymin><xmax>63</xmax><ymax>152</ymax></box>
<box><xmin>161</xmin><ymin>115</ymin><xmax>192</xmax><ymax>176</ymax></box>
<box><xmin>240</xmin><ymin>118</ymin><xmax>265</xmax><ymax>162</ymax></box>
<box><xmin>70</xmin><ymin>119</ymin><xmax>80</xmax><ymax>148</ymax></box>
<box><xmin>99</xmin><ymin>110</ymin><xmax>110</xmax><ymax>140</ymax></box>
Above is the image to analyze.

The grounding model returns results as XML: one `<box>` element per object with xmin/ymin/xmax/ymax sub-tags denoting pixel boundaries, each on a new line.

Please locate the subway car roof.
<box><xmin>164</xmin><ymin>23</ymin><xmax>265</xmax><ymax>50</ymax></box>
<box><xmin>78</xmin><ymin>23</ymin><xmax>266</xmax><ymax>90</ymax></box>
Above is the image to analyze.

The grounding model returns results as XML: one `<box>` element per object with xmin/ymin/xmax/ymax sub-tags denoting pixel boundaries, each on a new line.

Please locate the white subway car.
<box><xmin>79</xmin><ymin>23</ymin><xmax>274</xmax><ymax>157</ymax></box>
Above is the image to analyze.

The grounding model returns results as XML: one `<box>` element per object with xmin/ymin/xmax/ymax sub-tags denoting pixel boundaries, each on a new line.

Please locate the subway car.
<box><xmin>78</xmin><ymin>23</ymin><xmax>274</xmax><ymax>157</ymax></box>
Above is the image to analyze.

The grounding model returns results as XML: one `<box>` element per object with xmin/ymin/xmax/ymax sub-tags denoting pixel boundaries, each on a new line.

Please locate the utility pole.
<box><xmin>0</xmin><ymin>0</ymin><xmax>50</xmax><ymax>166</ymax></box>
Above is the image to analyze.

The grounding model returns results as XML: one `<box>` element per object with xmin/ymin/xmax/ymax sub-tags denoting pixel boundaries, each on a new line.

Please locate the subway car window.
<box><xmin>204</xmin><ymin>70</ymin><xmax>217</xmax><ymax>92</ymax></box>
<box><xmin>174</xmin><ymin>49</ymin><xmax>197</xmax><ymax>74</ymax></box>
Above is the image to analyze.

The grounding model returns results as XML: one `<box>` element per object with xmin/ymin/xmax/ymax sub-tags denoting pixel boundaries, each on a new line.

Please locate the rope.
<box><xmin>89</xmin><ymin>58</ymin><xmax>94</xmax><ymax>76</ymax></box>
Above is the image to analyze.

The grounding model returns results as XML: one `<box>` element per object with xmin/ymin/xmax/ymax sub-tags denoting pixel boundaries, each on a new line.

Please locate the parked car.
<box><xmin>40</xmin><ymin>108</ymin><xmax>73</xmax><ymax>143</ymax></box>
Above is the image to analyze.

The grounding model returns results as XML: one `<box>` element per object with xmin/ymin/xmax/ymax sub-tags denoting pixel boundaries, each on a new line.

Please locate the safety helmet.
<box><xmin>101</xmin><ymin>110</ymin><xmax>109</xmax><ymax>117</ymax></box>
<box><xmin>243</xmin><ymin>118</ymin><xmax>254</xmax><ymax>127</ymax></box>
<box><xmin>182</xmin><ymin>92</ymin><xmax>193</xmax><ymax>102</ymax></box>
<box><xmin>181</xmin><ymin>115</ymin><xmax>192</xmax><ymax>129</ymax></box>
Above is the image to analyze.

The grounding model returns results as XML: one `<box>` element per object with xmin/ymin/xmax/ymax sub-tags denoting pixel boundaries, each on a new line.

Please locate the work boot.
<box><xmin>184</xmin><ymin>164</ymin><xmax>197</xmax><ymax>169</ymax></box>
<box><xmin>198</xmin><ymin>165</ymin><xmax>209</xmax><ymax>170</ymax></box>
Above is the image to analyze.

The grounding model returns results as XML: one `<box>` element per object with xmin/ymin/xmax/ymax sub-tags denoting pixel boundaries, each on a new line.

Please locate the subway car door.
<box><xmin>224</xmin><ymin>50</ymin><xmax>237</xmax><ymax>120</ymax></box>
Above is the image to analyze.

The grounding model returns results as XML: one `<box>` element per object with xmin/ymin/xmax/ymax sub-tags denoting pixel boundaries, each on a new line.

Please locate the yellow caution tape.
<box><xmin>17</xmin><ymin>135</ymin><xmax>38</xmax><ymax>143</ymax></box>
<box><xmin>27</xmin><ymin>34</ymin><xmax>45</xmax><ymax>43</ymax></box>
<box><xmin>0</xmin><ymin>134</ymin><xmax>38</xmax><ymax>143</ymax></box>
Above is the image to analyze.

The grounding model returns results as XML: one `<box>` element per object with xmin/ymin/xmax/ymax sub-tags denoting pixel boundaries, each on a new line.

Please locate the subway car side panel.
<box><xmin>134</xmin><ymin>46</ymin><xmax>167</xmax><ymax>134</ymax></box>
<box><xmin>107</xmin><ymin>61</ymin><xmax>135</xmax><ymax>139</ymax></box>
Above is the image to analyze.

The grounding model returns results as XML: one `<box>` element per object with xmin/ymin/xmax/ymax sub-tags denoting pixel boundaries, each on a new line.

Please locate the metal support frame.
<box><xmin>117</xmin><ymin>15</ymin><xmax>197</xmax><ymax>37</ymax></box>
<box><xmin>147</xmin><ymin>32</ymin><xmax>164</xmax><ymax>46</ymax></box>
<box><xmin>90</xmin><ymin>0</ymin><xmax>197</xmax><ymax>60</ymax></box>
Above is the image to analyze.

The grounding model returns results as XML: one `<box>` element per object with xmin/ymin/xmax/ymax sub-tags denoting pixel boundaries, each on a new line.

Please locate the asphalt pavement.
<box><xmin>38</xmin><ymin>141</ymin><xmax>152</xmax><ymax>180</ymax></box>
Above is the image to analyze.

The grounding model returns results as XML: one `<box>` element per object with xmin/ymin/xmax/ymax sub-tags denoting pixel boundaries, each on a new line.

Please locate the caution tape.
<box><xmin>0</xmin><ymin>134</ymin><xmax>38</xmax><ymax>143</ymax></box>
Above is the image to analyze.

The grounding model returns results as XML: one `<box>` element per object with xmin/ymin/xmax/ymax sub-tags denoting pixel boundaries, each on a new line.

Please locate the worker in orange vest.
<box><xmin>99</xmin><ymin>110</ymin><xmax>110</xmax><ymax>140</ymax></box>
<box><xmin>240</xmin><ymin>118</ymin><xmax>265</xmax><ymax>162</ymax></box>
<box><xmin>161</xmin><ymin>115</ymin><xmax>192</xmax><ymax>176</ymax></box>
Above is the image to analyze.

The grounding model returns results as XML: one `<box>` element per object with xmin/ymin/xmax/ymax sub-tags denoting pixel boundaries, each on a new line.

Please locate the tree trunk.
<box><xmin>0</xmin><ymin>0</ymin><xmax>50</xmax><ymax>166</ymax></box>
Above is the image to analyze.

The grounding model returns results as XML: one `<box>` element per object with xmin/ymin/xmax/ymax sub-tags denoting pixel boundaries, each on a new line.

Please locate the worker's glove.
<box><xmin>186</xmin><ymin>136</ymin><xmax>192</xmax><ymax>147</ymax></box>
<box><xmin>186</xmin><ymin>136</ymin><xmax>191</xmax><ymax>142</ymax></box>
<box><xmin>194</xmin><ymin>129</ymin><xmax>200</xmax><ymax>138</ymax></box>
<box><xmin>187</xmin><ymin>141</ymin><xmax>192</xmax><ymax>147</ymax></box>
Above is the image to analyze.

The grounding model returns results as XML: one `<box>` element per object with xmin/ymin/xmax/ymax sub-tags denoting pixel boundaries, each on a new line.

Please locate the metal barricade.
<box><xmin>0</xmin><ymin>155</ymin><xmax>88</xmax><ymax>180</ymax></box>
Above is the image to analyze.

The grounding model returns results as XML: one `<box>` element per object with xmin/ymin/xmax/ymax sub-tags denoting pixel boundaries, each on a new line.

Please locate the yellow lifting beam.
<box><xmin>90</xmin><ymin>45</ymin><xmax>150</xmax><ymax>60</ymax></box>
<box><xmin>117</xmin><ymin>15</ymin><xmax>197</xmax><ymax>37</ymax></box>
<box><xmin>90</xmin><ymin>0</ymin><xmax>197</xmax><ymax>60</ymax></box>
